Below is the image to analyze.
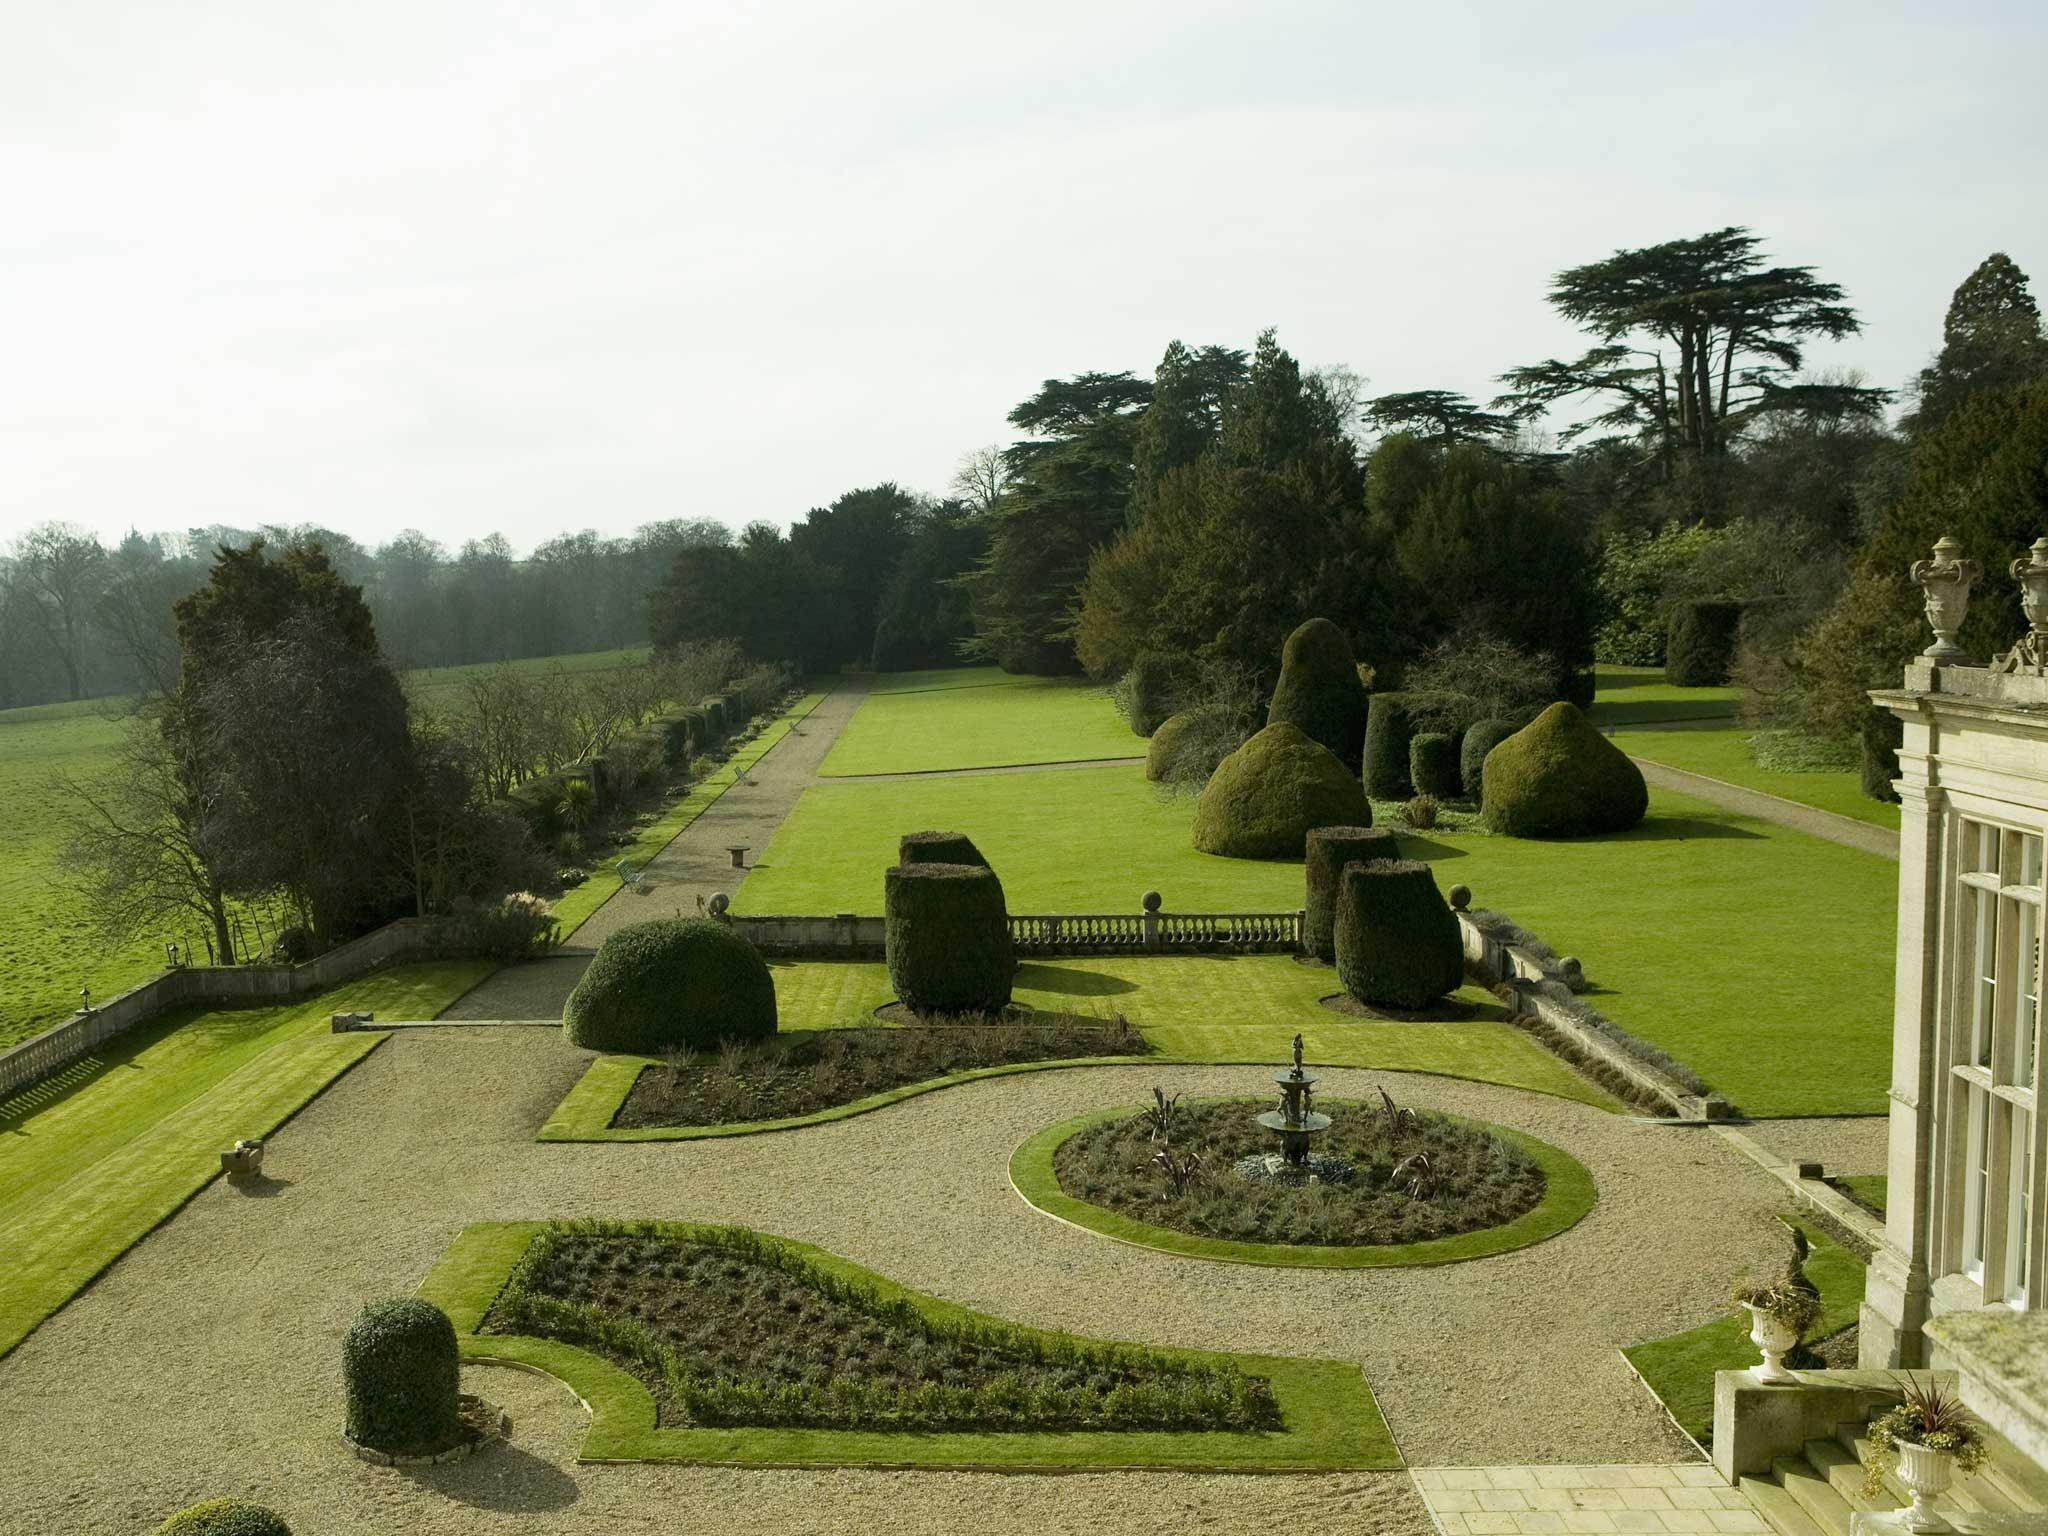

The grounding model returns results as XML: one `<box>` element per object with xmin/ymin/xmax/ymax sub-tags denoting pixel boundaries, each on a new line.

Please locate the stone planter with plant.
<box><xmin>1732</xmin><ymin>1275</ymin><xmax>1821</xmax><ymax>1385</ymax></box>
<box><xmin>1860</xmin><ymin>1374</ymin><xmax>1988</xmax><ymax>1532</ymax></box>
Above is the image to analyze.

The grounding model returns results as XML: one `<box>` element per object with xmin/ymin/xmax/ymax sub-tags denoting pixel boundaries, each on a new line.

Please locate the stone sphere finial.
<box><xmin>1141</xmin><ymin>890</ymin><xmax>1162</xmax><ymax>913</ymax></box>
<box><xmin>1447</xmin><ymin>883</ymin><xmax>1471</xmax><ymax>912</ymax></box>
<box><xmin>1910</xmin><ymin>534</ymin><xmax>1983</xmax><ymax>664</ymax></box>
<box><xmin>707</xmin><ymin>891</ymin><xmax>730</xmax><ymax>916</ymax></box>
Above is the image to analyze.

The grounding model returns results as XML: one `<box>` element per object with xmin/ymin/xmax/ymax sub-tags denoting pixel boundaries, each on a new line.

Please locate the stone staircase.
<box><xmin>1739</xmin><ymin>1418</ymin><xmax>2048</xmax><ymax>1535</ymax></box>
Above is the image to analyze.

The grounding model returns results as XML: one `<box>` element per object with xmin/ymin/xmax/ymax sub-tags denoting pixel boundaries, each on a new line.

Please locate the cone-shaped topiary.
<box><xmin>1334</xmin><ymin>859</ymin><xmax>1463</xmax><ymax>1010</ymax></box>
<box><xmin>1267</xmin><ymin>618</ymin><xmax>1370</xmax><ymax>770</ymax></box>
<box><xmin>1145</xmin><ymin>710</ymin><xmax>1200</xmax><ymax>782</ymax></box>
<box><xmin>1481</xmin><ymin>702</ymin><xmax>1648</xmax><ymax>838</ymax></box>
<box><xmin>1192</xmin><ymin>722</ymin><xmax>1371</xmax><ymax>859</ymax></box>
<box><xmin>1664</xmin><ymin>599</ymin><xmax>1744</xmax><ymax>686</ymax></box>
<box><xmin>884</xmin><ymin>862</ymin><xmax>1014</xmax><ymax>1015</ymax></box>
<box><xmin>342</xmin><ymin>1297</ymin><xmax>462</xmax><ymax>1456</ymax></box>
<box><xmin>1409</xmin><ymin>732</ymin><xmax>1460</xmax><ymax>798</ymax></box>
<box><xmin>156</xmin><ymin>1502</ymin><xmax>292</xmax><ymax>1536</ymax></box>
<box><xmin>1303</xmin><ymin>825</ymin><xmax>1400</xmax><ymax>961</ymax></box>
<box><xmin>563</xmin><ymin>918</ymin><xmax>777</xmax><ymax>1053</ymax></box>
<box><xmin>1363</xmin><ymin>691</ymin><xmax>1481</xmax><ymax>799</ymax></box>
<box><xmin>1460</xmin><ymin>716</ymin><xmax>1523</xmax><ymax>807</ymax></box>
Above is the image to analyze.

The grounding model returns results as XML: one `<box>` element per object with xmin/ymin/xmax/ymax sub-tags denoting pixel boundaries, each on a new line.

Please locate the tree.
<box><xmin>1497</xmin><ymin>227</ymin><xmax>1887</xmax><ymax>484</ymax></box>
<box><xmin>92</xmin><ymin>531</ymin><xmax>201</xmax><ymax>699</ymax></box>
<box><xmin>872</xmin><ymin>499</ymin><xmax>986</xmax><ymax>670</ymax></box>
<box><xmin>788</xmin><ymin>483</ymin><xmax>918</xmax><ymax>661</ymax></box>
<box><xmin>1363</xmin><ymin>390</ymin><xmax>1512</xmax><ymax>449</ymax></box>
<box><xmin>949</xmin><ymin>445</ymin><xmax>1010</xmax><ymax>514</ymax></box>
<box><xmin>1906</xmin><ymin>253</ymin><xmax>2048</xmax><ymax>435</ymax></box>
<box><xmin>1131</xmin><ymin>342</ymin><xmax>1248</xmax><ymax>499</ymax></box>
<box><xmin>12</xmin><ymin>523</ymin><xmax>108</xmax><ymax>700</ymax></box>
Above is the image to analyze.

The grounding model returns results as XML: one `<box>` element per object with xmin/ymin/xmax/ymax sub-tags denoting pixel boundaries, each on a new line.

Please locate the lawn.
<box><xmin>1586</xmin><ymin>665</ymin><xmax>1741</xmax><ymax>727</ymax></box>
<box><xmin>1608</xmin><ymin>725</ymin><xmax>1901</xmax><ymax>830</ymax></box>
<box><xmin>736</xmin><ymin>765</ymin><xmax>1898</xmax><ymax>1118</ymax></box>
<box><xmin>820</xmin><ymin>666</ymin><xmax>1139</xmax><ymax>776</ymax></box>
<box><xmin>0</xmin><ymin>960</ymin><xmax>490</xmax><ymax>1360</ymax></box>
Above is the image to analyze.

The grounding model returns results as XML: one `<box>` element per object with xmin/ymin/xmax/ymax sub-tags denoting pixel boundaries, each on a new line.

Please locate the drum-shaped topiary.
<box><xmin>155</xmin><ymin>1501</ymin><xmax>292</xmax><ymax>1536</ymax></box>
<box><xmin>1409</xmin><ymin>731</ymin><xmax>1460</xmax><ymax>799</ymax></box>
<box><xmin>1481</xmin><ymin>702</ymin><xmax>1648</xmax><ymax>838</ymax></box>
<box><xmin>1334</xmin><ymin>859</ymin><xmax>1463</xmax><ymax>1010</ymax></box>
<box><xmin>884</xmin><ymin>862</ymin><xmax>1014</xmax><ymax>1016</ymax></box>
<box><xmin>1267</xmin><ymin>618</ymin><xmax>1370</xmax><ymax>771</ymax></box>
<box><xmin>1460</xmin><ymin>716</ymin><xmax>1523</xmax><ymax>808</ymax></box>
<box><xmin>1303</xmin><ymin>825</ymin><xmax>1400</xmax><ymax>961</ymax></box>
<box><xmin>342</xmin><ymin>1297</ymin><xmax>462</xmax><ymax>1456</ymax></box>
<box><xmin>562</xmin><ymin>918</ymin><xmax>778</xmax><ymax>1053</ymax></box>
<box><xmin>1664</xmin><ymin>599</ymin><xmax>1744</xmax><ymax>687</ymax></box>
<box><xmin>1144</xmin><ymin>710</ymin><xmax>1200</xmax><ymax>783</ymax></box>
<box><xmin>1191</xmin><ymin>723</ymin><xmax>1371</xmax><ymax>860</ymax></box>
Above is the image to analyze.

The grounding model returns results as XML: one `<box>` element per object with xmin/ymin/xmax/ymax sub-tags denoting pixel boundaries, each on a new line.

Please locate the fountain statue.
<box><xmin>1234</xmin><ymin>1034</ymin><xmax>1354</xmax><ymax>1186</ymax></box>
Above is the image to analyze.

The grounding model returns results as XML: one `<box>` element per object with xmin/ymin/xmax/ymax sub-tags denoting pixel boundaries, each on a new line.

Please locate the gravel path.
<box><xmin>0</xmin><ymin>1022</ymin><xmax>1796</xmax><ymax>1532</ymax></box>
<box><xmin>1739</xmin><ymin>1115</ymin><xmax>1889</xmax><ymax>1175</ymax></box>
<box><xmin>1627</xmin><ymin>758</ymin><xmax>1900</xmax><ymax>859</ymax></box>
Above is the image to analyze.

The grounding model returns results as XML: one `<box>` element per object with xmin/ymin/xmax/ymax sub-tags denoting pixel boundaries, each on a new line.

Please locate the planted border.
<box><xmin>421</xmin><ymin>1220</ymin><xmax>1396</xmax><ymax>1470</ymax></box>
<box><xmin>1009</xmin><ymin>1104</ymin><xmax>1596</xmax><ymax>1269</ymax></box>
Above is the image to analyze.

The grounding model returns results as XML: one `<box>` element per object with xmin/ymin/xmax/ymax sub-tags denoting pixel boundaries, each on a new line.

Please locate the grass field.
<box><xmin>1609</xmin><ymin>726</ymin><xmax>1901</xmax><ymax>830</ymax></box>
<box><xmin>1585</xmin><ymin>665</ymin><xmax>1741</xmax><ymax>727</ymax></box>
<box><xmin>736</xmin><ymin>762</ymin><xmax>1896</xmax><ymax>1118</ymax></box>
<box><xmin>0</xmin><ymin>960</ymin><xmax>490</xmax><ymax>1360</ymax></box>
<box><xmin>819</xmin><ymin>667</ymin><xmax>1137</xmax><ymax>776</ymax></box>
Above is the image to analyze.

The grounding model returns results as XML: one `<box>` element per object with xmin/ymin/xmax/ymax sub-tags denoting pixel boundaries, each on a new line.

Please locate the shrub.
<box><xmin>1191</xmin><ymin>723</ymin><xmax>1371</xmax><ymax>859</ymax></box>
<box><xmin>1266</xmin><ymin>618</ymin><xmax>1370</xmax><ymax>771</ymax></box>
<box><xmin>342</xmin><ymin>1297</ymin><xmax>462</xmax><ymax>1455</ymax></box>
<box><xmin>1404</xmin><ymin>792</ymin><xmax>1441</xmax><ymax>829</ymax></box>
<box><xmin>507</xmin><ymin>768</ymin><xmax>583</xmax><ymax>840</ymax></box>
<box><xmin>1364</xmin><ymin>692</ymin><xmax>1482</xmax><ymax>798</ymax></box>
<box><xmin>270</xmin><ymin>925</ymin><xmax>314</xmax><ymax>965</ymax></box>
<box><xmin>1664</xmin><ymin>599</ymin><xmax>1744</xmax><ymax>686</ymax></box>
<box><xmin>684</xmin><ymin>707</ymin><xmax>713</xmax><ymax>752</ymax></box>
<box><xmin>443</xmin><ymin>891</ymin><xmax>559</xmax><ymax>962</ymax></box>
<box><xmin>1148</xmin><ymin>658</ymin><xmax>1267</xmax><ymax>793</ymax></box>
<box><xmin>702</xmin><ymin>698</ymin><xmax>727</xmax><ymax>737</ymax></box>
<box><xmin>884</xmin><ymin>863</ymin><xmax>1014</xmax><ymax>1016</ymax></box>
<box><xmin>563</xmin><ymin>918</ymin><xmax>778</xmax><ymax>1053</ymax></box>
<box><xmin>899</xmin><ymin>830</ymin><xmax>991</xmax><ymax>869</ymax></box>
<box><xmin>1114</xmin><ymin>652</ymin><xmax>1197</xmax><ymax>737</ymax></box>
<box><xmin>1334</xmin><ymin>859</ymin><xmax>1463</xmax><ymax>1010</ymax></box>
<box><xmin>1409</xmin><ymin>731</ymin><xmax>1459</xmax><ymax>798</ymax></box>
<box><xmin>1303</xmin><ymin>825</ymin><xmax>1400</xmax><ymax>961</ymax></box>
<box><xmin>1145</xmin><ymin>710</ymin><xmax>1200</xmax><ymax>782</ymax></box>
<box><xmin>1460</xmin><ymin>717</ymin><xmax>1521</xmax><ymax>807</ymax></box>
<box><xmin>156</xmin><ymin>1501</ymin><xmax>292</xmax><ymax>1536</ymax></box>
<box><xmin>1481</xmin><ymin>702</ymin><xmax>1648</xmax><ymax>838</ymax></box>
<box><xmin>654</xmin><ymin>713</ymin><xmax>693</xmax><ymax>770</ymax></box>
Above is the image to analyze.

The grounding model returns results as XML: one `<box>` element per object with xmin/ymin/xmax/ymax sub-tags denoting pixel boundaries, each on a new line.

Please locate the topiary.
<box><xmin>1303</xmin><ymin>825</ymin><xmax>1400</xmax><ymax>961</ymax></box>
<box><xmin>702</xmin><ymin>697</ymin><xmax>727</xmax><ymax>737</ymax></box>
<box><xmin>1409</xmin><ymin>732</ymin><xmax>1460</xmax><ymax>799</ymax></box>
<box><xmin>1333</xmin><ymin>859</ymin><xmax>1463</xmax><ymax>1010</ymax></box>
<box><xmin>1192</xmin><ymin>722</ymin><xmax>1371</xmax><ymax>860</ymax></box>
<box><xmin>156</xmin><ymin>1501</ymin><xmax>292</xmax><ymax>1536</ymax></box>
<box><xmin>342</xmin><ymin>1297</ymin><xmax>462</xmax><ymax>1455</ymax></box>
<box><xmin>1121</xmin><ymin>651</ymin><xmax>1197</xmax><ymax>736</ymax></box>
<box><xmin>1363</xmin><ymin>691</ymin><xmax>1481</xmax><ymax>799</ymax></box>
<box><xmin>562</xmin><ymin>917</ymin><xmax>777</xmax><ymax>1053</ymax></box>
<box><xmin>1460</xmin><ymin>717</ymin><xmax>1519</xmax><ymax>807</ymax></box>
<box><xmin>1145</xmin><ymin>710</ymin><xmax>1200</xmax><ymax>782</ymax></box>
<box><xmin>1665</xmin><ymin>600</ymin><xmax>1744</xmax><ymax>686</ymax></box>
<box><xmin>1481</xmin><ymin>702</ymin><xmax>1648</xmax><ymax>838</ymax></box>
<box><xmin>899</xmin><ymin>830</ymin><xmax>991</xmax><ymax>869</ymax></box>
<box><xmin>884</xmin><ymin>862</ymin><xmax>1014</xmax><ymax>1015</ymax></box>
<box><xmin>1267</xmin><ymin>618</ymin><xmax>1370</xmax><ymax>771</ymax></box>
<box><xmin>684</xmin><ymin>707</ymin><xmax>712</xmax><ymax>751</ymax></box>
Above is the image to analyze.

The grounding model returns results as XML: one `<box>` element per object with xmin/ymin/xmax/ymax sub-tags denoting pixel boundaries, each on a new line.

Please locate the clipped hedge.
<box><xmin>1409</xmin><ymin>732</ymin><xmax>1459</xmax><ymax>799</ymax></box>
<box><xmin>156</xmin><ymin>1503</ymin><xmax>292</xmax><ymax>1536</ymax></box>
<box><xmin>1267</xmin><ymin>618</ymin><xmax>1370</xmax><ymax>771</ymax></box>
<box><xmin>506</xmin><ymin>767</ymin><xmax>590</xmax><ymax>841</ymax></box>
<box><xmin>655</xmin><ymin>712</ymin><xmax>692</xmax><ymax>770</ymax></box>
<box><xmin>1192</xmin><ymin>722</ymin><xmax>1371</xmax><ymax>860</ymax></box>
<box><xmin>342</xmin><ymin>1297</ymin><xmax>462</xmax><ymax>1456</ymax></box>
<box><xmin>1460</xmin><ymin>718</ymin><xmax>1518</xmax><ymax>807</ymax></box>
<box><xmin>884</xmin><ymin>862</ymin><xmax>1014</xmax><ymax>1016</ymax></box>
<box><xmin>1334</xmin><ymin>859</ymin><xmax>1463</xmax><ymax>1010</ymax></box>
<box><xmin>563</xmin><ymin>918</ymin><xmax>778</xmax><ymax>1053</ymax></box>
<box><xmin>1363</xmin><ymin>691</ymin><xmax>1480</xmax><ymax>799</ymax></box>
<box><xmin>1122</xmin><ymin>651</ymin><xmax>1197</xmax><ymax>737</ymax></box>
<box><xmin>899</xmin><ymin>830</ymin><xmax>992</xmax><ymax>870</ymax></box>
<box><xmin>1665</xmin><ymin>600</ymin><xmax>1744</xmax><ymax>687</ymax></box>
<box><xmin>1303</xmin><ymin>825</ymin><xmax>1400</xmax><ymax>962</ymax></box>
<box><xmin>1482</xmin><ymin>702</ymin><xmax>1648</xmax><ymax>838</ymax></box>
<box><xmin>702</xmin><ymin>698</ymin><xmax>728</xmax><ymax>738</ymax></box>
<box><xmin>1145</xmin><ymin>710</ymin><xmax>1200</xmax><ymax>782</ymax></box>
<box><xmin>684</xmin><ymin>706</ymin><xmax>713</xmax><ymax>752</ymax></box>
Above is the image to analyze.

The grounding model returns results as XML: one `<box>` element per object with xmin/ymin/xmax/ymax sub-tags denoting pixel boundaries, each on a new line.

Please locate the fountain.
<box><xmin>1234</xmin><ymin>1034</ymin><xmax>1355</xmax><ymax>1186</ymax></box>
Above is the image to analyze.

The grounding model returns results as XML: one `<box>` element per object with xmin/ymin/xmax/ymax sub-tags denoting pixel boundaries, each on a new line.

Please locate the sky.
<box><xmin>3</xmin><ymin>0</ymin><xmax>2045</xmax><ymax>556</ymax></box>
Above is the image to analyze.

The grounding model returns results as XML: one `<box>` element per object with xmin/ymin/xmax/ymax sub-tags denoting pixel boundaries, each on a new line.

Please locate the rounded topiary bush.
<box><xmin>1665</xmin><ymin>600</ymin><xmax>1744</xmax><ymax>686</ymax></box>
<box><xmin>1363</xmin><ymin>691</ymin><xmax>1480</xmax><ymax>799</ymax></box>
<box><xmin>1267</xmin><ymin>618</ymin><xmax>1370</xmax><ymax>771</ymax></box>
<box><xmin>1122</xmin><ymin>651</ymin><xmax>1197</xmax><ymax>737</ymax></box>
<box><xmin>156</xmin><ymin>1501</ymin><xmax>292</xmax><ymax>1536</ymax></box>
<box><xmin>1481</xmin><ymin>702</ymin><xmax>1648</xmax><ymax>838</ymax></box>
<box><xmin>1334</xmin><ymin>859</ymin><xmax>1463</xmax><ymax>1010</ymax></box>
<box><xmin>885</xmin><ymin>862</ymin><xmax>1014</xmax><ymax>1016</ymax></box>
<box><xmin>1303</xmin><ymin>825</ymin><xmax>1400</xmax><ymax>962</ymax></box>
<box><xmin>1459</xmin><ymin>712</ymin><xmax>1541</xmax><ymax>807</ymax></box>
<box><xmin>1192</xmin><ymin>723</ymin><xmax>1371</xmax><ymax>860</ymax></box>
<box><xmin>1145</xmin><ymin>710</ymin><xmax>1200</xmax><ymax>782</ymax></box>
<box><xmin>1409</xmin><ymin>731</ymin><xmax>1459</xmax><ymax>799</ymax></box>
<box><xmin>562</xmin><ymin>918</ymin><xmax>777</xmax><ymax>1053</ymax></box>
<box><xmin>342</xmin><ymin>1297</ymin><xmax>461</xmax><ymax>1456</ymax></box>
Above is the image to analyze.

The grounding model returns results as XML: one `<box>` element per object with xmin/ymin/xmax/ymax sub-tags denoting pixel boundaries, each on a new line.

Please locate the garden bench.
<box><xmin>615</xmin><ymin>858</ymin><xmax>650</xmax><ymax>894</ymax></box>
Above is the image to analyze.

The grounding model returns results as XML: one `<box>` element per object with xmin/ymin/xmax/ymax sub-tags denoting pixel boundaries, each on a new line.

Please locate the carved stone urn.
<box><xmin>1910</xmin><ymin>536</ymin><xmax>1982</xmax><ymax>664</ymax></box>
<box><xmin>2002</xmin><ymin>536</ymin><xmax>2048</xmax><ymax>673</ymax></box>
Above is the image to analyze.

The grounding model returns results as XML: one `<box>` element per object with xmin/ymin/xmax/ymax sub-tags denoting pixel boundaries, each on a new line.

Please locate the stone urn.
<box><xmin>1744</xmin><ymin>1305</ymin><xmax>1800</xmax><ymax>1385</ymax></box>
<box><xmin>1910</xmin><ymin>535</ymin><xmax>1982</xmax><ymax>664</ymax></box>
<box><xmin>1894</xmin><ymin>1439</ymin><xmax>1955</xmax><ymax>1532</ymax></box>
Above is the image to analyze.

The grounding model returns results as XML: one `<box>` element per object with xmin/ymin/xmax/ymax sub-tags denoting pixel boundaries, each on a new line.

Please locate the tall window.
<box><xmin>1950</xmin><ymin>818</ymin><xmax>2044</xmax><ymax>1306</ymax></box>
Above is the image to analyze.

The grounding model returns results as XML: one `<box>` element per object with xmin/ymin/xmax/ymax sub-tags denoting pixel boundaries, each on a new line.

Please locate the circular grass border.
<box><xmin>1009</xmin><ymin>1100</ymin><xmax>1597</xmax><ymax>1268</ymax></box>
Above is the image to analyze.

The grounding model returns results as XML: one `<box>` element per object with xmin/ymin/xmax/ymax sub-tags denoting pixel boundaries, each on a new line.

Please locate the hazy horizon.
<box><xmin>6</xmin><ymin>0</ymin><xmax>2045</xmax><ymax>554</ymax></box>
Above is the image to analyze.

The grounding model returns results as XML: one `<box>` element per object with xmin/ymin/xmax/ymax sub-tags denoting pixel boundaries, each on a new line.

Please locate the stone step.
<box><xmin>1803</xmin><ymin>1436</ymin><xmax>1896</xmax><ymax>1518</ymax></box>
<box><xmin>1741</xmin><ymin>1474</ymin><xmax>1830</xmax><ymax>1536</ymax></box>
<box><xmin>1774</xmin><ymin>1453</ymin><xmax>1856</xmax><ymax>1536</ymax></box>
<box><xmin>1983</xmin><ymin>1430</ymin><xmax>2048</xmax><ymax>1512</ymax></box>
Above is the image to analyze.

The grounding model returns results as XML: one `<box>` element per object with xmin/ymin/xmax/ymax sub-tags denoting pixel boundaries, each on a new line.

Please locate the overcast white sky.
<box><xmin>3</xmin><ymin>0</ymin><xmax>2044</xmax><ymax>556</ymax></box>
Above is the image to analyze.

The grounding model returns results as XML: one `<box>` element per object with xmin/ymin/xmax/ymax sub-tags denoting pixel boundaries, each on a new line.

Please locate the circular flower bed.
<box><xmin>1012</xmin><ymin>1097</ymin><xmax>1596</xmax><ymax>1267</ymax></box>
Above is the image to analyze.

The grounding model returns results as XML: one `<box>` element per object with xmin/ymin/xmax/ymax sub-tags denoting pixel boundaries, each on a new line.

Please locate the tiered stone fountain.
<box><xmin>1233</xmin><ymin>1033</ymin><xmax>1355</xmax><ymax>1186</ymax></box>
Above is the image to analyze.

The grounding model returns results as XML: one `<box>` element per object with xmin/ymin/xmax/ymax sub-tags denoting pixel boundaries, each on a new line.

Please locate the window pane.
<box><xmin>2009</xmin><ymin>1106</ymin><xmax>2034</xmax><ymax>1305</ymax></box>
<box><xmin>2022</xmin><ymin>910</ymin><xmax>2041</xmax><ymax>1090</ymax></box>
<box><xmin>1976</xmin><ymin>890</ymin><xmax>2000</xmax><ymax>1067</ymax></box>
<box><xmin>1964</xmin><ymin>1088</ymin><xmax>1992</xmax><ymax>1278</ymax></box>
<box><xmin>2024</xmin><ymin>835</ymin><xmax>2045</xmax><ymax>889</ymax></box>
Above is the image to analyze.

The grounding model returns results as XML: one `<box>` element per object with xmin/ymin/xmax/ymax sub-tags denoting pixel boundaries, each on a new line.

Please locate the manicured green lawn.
<box><xmin>1587</xmin><ymin>665</ymin><xmax>1741</xmax><ymax>727</ymax></box>
<box><xmin>1836</xmin><ymin>1175</ymin><xmax>1889</xmax><ymax>1217</ymax></box>
<box><xmin>1621</xmin><ymin>1220</ymin><xmax>1864</xmax><ymax>1442</ymax></box>
<box><xmin>0</xmin><ymin>960</ymin><xmax>491</xmax><ymax>1360</ymax></box>
<box><xmin>423</xmin><ymin>1220</ymin><xmax>1398</xmax><ymax>1469</ymax></box>
<box><xmin>820</xmin><ymin>667</ymin><xmax>1139</xmax><ymax>776</ymax></box>
<box><xmin>736</xmin><ymin>766</ymin><xmax>1897</xmax><ymax>1117</ymax></box>
<box><xmin>1608</xmin><ymin>726</ymin><xmax>1901</xmax><ymax>830</ymax></box>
